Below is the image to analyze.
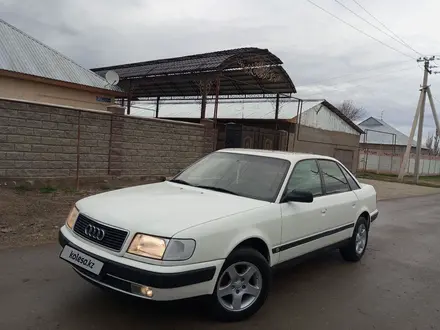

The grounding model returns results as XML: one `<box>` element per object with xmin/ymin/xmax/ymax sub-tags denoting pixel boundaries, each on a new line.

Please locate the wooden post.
<box><xmin>213</xmin><ymin>77</ymin><xmax>220</xmax><ymax>128</ymax></box>
<box><xmin>108</xmin><ymin>115</ymin><xmax>113</xmax><ymax>175</ymax></box>
<box><xmin>201</xmin><ymin>80</ymin><xmax>207</xmax><ymax>119</ymax></box>
<box><xmin>127</xmin><ymin>80</ymin><xmax>132</xmax><ymax>115</ymax></box>
<box><xmin>377</xmin><ymin>145</ymin><xmax>382</xmax><ymax>174</ymax></box>
<box><xmin>76</xmin><ymin>111</ymin><xmax>81</xmax><ymax>191</ymax></box>
<box><xmin>275</xmin><ymin>94</ymin><xmax>280</xmax><ymax>130</ymax></box>
<box><xmin>155</xmin><ymin>96</ymin><xmax>160</xmax><ymax>118</ymax></box>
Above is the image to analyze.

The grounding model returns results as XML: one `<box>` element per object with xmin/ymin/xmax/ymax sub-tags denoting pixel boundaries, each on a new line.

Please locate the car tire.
<box><xmin>209</xmin><ymin>247</ymin><xmax>271</xmax><ymax>322</ymax></box>
<box><xmin>340</xmin><ymin>216</ymin><xmax>369</xmax><ymax>262</ymax></box>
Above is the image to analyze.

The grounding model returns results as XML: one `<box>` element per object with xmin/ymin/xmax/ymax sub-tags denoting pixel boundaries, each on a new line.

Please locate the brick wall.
<box><xmin>0</xmin><ymin>99</ymin><xmax>215</xmax><ymax>181</ymax></box>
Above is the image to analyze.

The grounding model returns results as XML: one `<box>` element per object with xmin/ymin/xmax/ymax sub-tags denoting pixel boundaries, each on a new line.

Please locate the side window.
<box><xmin>338</xmin><ymin>164</ymin><xmax>360</xmax><ymax>190</ymax></box>
<box><xmin>318</xmin><ymin>160</ymin><xmax>350</xmax><ymax>194</ymax></box>
<box><xmin>285</xmin><ymin>160</ymin><xmax>323</xmax><ymax>197</ymax></box>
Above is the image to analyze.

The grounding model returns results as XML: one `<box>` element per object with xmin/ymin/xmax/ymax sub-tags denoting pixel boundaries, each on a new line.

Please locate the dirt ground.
<box><xmin>1</xmin><ymin>179</ymin><xmax>439</xmax><ymax>250</ymax></box>
<box><xmin>0</xmin><ymin>187</ymin><xmax>102</xmax><ymax>249</ymax></box>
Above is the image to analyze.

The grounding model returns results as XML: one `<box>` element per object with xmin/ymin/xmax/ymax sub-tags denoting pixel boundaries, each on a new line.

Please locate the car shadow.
<box><xmin>59</xmin><ymin>249</ymin><xmax>361</xmax><ymax>328</ymax></box>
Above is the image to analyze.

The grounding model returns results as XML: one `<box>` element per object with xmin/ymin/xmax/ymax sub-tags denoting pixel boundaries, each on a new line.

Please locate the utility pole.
<box><xmin>413</xmin><ymin>60</ymin><xmax>429</xmax><ymax>183</ymax></box>
<box><xmin>398</xmin><ymin>56</ymin><xmax>440</xmax><ymax>182</ymax></box>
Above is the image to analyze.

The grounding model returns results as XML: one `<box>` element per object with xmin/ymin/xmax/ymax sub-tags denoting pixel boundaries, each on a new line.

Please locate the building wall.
<box><xmin>291</xmin><ymin>125</ymin><xmax>361</xmax><ymax>173</ymax></box>
<box><xmin>0</xmin><ymin>75</ymin><xmax>116</xmax><ymax>111</ymax></box>
<box><xmin>299</xmin><ymin>104</ymin><xmax>360</xmax><ymax>135</ymax></box>
<box><xmin>0</xmin><ymin>99</ymin><xmax>215</xmax><ymax>181</ymax></box>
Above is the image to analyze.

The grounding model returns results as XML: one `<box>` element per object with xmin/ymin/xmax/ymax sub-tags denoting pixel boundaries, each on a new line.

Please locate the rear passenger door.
<box><xmin>317</xmin><ymin>160</ymin><xmax>359</xmax><ymax>243</ymax></box>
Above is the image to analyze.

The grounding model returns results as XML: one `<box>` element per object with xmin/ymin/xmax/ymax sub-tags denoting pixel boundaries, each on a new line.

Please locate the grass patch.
<box><xmin>420</xmin><ymin>175</ymin><xmax>440</xmax><ymax>181</ymax></box>
<box><xmin>60</xmin><ymin>187</ymin><xmax>78</xmax><ymax>194</ymax></box>
<box><xmin>39</xmin><ymin>186</ymin><xmax>57</xmax><ymax>194</ymax></box>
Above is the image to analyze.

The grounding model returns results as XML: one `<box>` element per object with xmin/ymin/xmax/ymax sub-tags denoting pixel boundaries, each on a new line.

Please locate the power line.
<box><xmin>350</xmin><ymin>0</ymin><xmax>423</xmax><ymax>56</ymax></box>
<box><xmin>332</xmin><ymin>0</ymin><xmax>421</xmax><ymax>57</ymax></box>
<box><xmin>305</xmin><ymin>0</ymin><xmax>417</xmax><ymax>60</ymax></box>
<box><xmin>301</xmin><ymin>59</ymin><xmax>413</xmax><ymax>86</ymax></box>
<box><xmin>302</xmin><ymin>61</ymin><xmax>414</xmax><ymax>87</ymax></box>
<box><xmin>299</xmin><ymin>66</ymin><xmax>417</xmax><ymax>97</ymax></box>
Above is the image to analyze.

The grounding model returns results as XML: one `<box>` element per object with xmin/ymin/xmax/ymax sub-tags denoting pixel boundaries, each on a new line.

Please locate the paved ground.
<box><xmin>360</xmin><ymin>179</ymin><xmax>440</xmax><ymax>200</ymax></box>
<box><xmin>1</xmin><ymin>194</ymin><xmax>440</xmax><ymax>330</ymax></box>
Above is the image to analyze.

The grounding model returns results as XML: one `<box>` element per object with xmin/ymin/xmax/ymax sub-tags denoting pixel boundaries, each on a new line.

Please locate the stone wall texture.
<box><xmin>0</xmin><ymin>99</ymin><xmax>215</xmax><ymax>180</ymax></box>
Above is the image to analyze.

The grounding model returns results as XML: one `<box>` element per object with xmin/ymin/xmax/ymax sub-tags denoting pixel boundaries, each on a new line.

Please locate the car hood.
<box><xmin>76</xmin><ymin>182</ymin><xmax>267</xmax><ymax>237</ymax></box>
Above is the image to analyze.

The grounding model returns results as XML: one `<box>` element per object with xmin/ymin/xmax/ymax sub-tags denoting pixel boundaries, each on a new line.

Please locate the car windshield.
<box><xmin>172</xmin><ymin>152</ymin><xmax>291</xmax><ymax>202</ymax></box>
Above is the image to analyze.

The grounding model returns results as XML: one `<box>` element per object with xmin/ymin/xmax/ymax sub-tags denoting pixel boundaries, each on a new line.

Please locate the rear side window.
<box><xmin>338</xmin><ymin>164</ymin><xmax>360</xmax><ymax>190</ymax></box>
<box><xmin>318</xmin><ymin>160</ymin><xmax>350</xmax><ymax>194</ymax></box>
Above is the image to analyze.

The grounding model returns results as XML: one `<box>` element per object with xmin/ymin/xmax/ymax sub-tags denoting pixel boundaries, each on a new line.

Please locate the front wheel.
<box><xmin>340</xmin><ymin>217</ymin><xmax>369</xmax><ymax>262</ymax></box>
<box><xmin>210</xmin><ymin>248</ymin><xmax>271</xmax><ymax>322</ymax></box>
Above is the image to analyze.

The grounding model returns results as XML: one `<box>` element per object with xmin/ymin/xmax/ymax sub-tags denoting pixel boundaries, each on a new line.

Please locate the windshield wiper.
<box><xmin>195</xmin><ymin>185</ymin><xmax>238</xmax><ymax>196</ymax></box>
<box><xmin>169</xmin><ymin>179</ymin><xmax>193</xmax><ymax>186</ymax></box>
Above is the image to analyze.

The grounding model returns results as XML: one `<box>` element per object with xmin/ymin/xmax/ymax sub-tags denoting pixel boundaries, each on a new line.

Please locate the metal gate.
<box><xmin>223</xmin><ymin>123</ymin><xmax>283</xmax><ymax>150</ymax></box>
<box><xmin>334</xmin><ymin>148</ymin><xmax>354</xmax><ymax>171</ymax></box>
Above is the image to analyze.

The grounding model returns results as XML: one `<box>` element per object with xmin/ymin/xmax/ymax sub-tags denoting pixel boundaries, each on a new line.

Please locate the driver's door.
<box><xmin>278</xmin><ymin>159</ymin><xmax>332</xmax><ymax>263</ymax></box>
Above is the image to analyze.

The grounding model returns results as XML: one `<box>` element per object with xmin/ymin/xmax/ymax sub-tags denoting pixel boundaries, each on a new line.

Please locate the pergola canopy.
<box><xmin>91</xmin><ymin>48</ymin><xmax>296</xmax><ymax>98</ymax></box>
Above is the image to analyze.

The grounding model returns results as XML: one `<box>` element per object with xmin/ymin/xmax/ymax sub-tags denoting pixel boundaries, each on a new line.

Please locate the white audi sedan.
<box><xmin>59</xmin><ymin>149</ymin><xmax>378</xmax><ymax>321</ymax></box>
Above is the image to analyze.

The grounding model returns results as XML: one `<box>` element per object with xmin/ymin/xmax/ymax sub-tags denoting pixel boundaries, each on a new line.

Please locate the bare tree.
<box><xmin>434</xmin><ymin>133</ymin><xmax>440</xmax><ymax>156</ymax></box>
<box><xmin>338</xmin><ymin>100</ymin><xmax>367</xmax><ymax>122</ymax></box>
<box><xmin>426</xmin><ymin>131</ymin><xmax>440</xmax><ymax>156</ymax></box>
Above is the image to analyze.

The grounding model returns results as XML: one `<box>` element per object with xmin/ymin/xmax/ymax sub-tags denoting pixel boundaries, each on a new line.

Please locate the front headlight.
<box><xmin>66</xmin><ymin>206</ymin><xmax>79</xmax><ymax>229</ymax></box>
<box><xmin>127</xmin><ymin>234</ymin><xmax>195</xmax><ymax>261</ymax></box>
<box><xmin>128</xmin><ymin>234</ymin><xmax>169</xmax><ymax>259</ymax></box>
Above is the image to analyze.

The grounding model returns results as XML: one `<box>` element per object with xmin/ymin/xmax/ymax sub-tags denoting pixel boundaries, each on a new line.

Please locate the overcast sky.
<box><xmin>2</xmin><ymin>0</ymin><xmax>440</xmax><ymax>137</ymax></box>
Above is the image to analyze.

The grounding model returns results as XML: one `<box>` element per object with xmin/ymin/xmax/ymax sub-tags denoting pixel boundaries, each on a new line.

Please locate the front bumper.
<box><xmin>370</xmin><ymin>210</ymin><xmax>379</xmax><ymax>223</ymax></box>
<box><xmin>59</xmin><ymin>227</ymin><xmax>223</xmax><ymax>301</ymax></box>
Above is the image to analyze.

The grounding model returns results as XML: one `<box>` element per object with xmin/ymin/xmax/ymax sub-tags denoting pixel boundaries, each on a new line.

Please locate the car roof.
<box><xmin>216</xmin><ymin>148</ymin><xmax>336</xmax><ymax>162</ymax></box>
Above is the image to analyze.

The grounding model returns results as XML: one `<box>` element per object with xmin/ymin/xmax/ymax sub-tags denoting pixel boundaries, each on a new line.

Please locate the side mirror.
<box><xmin>281</xmin><ymin>190</ymin><xmax>314</xmax><ymax>203</ymax></box>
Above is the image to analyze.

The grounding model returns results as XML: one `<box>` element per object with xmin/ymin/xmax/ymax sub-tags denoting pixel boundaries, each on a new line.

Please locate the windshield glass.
<box><xmin>173</xmin><ymin>152</ymin><xmax>291</xmax><ymax>202</ymax></box>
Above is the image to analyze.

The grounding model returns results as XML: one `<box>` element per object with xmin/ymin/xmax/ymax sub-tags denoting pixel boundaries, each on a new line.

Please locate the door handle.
<box><xmin>321</xmin><ymin>208</ymin><xmax>327</xmax><ymax>215</ymax></box>
<box><xmin>352</xmin><ymin>202</ymin><xmax>356</xmax><ymax>208</ymax></box>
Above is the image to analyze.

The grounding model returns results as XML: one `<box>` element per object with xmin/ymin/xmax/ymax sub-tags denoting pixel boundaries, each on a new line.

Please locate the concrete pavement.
<box><xmin>1</xmin><ymin>194</ymin><xmax>440</xmax><ymax>330</ymax></box>
<box><xmin>360</xmin><ymin>178</ymin><xmax>440</xmax><ymax>200</ymax></box>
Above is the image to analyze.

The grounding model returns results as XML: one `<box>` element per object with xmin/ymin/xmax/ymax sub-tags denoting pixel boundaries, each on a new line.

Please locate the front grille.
<box><xmin>73</xmin><ymin>214</ymin><xmax>128</xmax><ymax>252</ymax></box>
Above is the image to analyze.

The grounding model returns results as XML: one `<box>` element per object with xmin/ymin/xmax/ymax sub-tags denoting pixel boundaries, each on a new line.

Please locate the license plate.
<box><xmin>60</xmin><ymin>246</ymin><xmax>104</xmax><ymax>275</ymax></box>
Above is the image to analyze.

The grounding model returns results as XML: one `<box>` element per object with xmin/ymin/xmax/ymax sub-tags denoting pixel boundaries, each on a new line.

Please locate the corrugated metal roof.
<box><xmin>92</xmin><ymin>48</ymin><xmax>284</xmax><ymax>79</ymax></box>
<box><xmin>0</xmin><ymin>19</ymin><xmax>121</xmax><ymax>92</ymax></box>
<box><xmin>358</xmin><ymin>117</ymin><xmax>419</xmax><ymax>147</ymax></box>
<box><xmin>92</xmin><ymin>48</ymin><xmax>296</xmax><ymax>97</ymax></box>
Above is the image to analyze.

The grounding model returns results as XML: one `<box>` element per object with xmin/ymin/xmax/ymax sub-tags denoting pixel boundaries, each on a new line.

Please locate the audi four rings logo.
<box><xmin>84</xmin><ymin>224</ymin><xmax>106</xmax><ymax>241</ymax></box>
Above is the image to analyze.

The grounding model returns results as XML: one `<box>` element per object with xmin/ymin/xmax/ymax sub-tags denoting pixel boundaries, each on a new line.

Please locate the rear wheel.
<box><xmin>340</xmin><ymin>217</ymin><xmax>369</xmax><ymax>262</ymax></box>
<box><xmin>210</xmin><ymin>248</ymin><xmax>271</xmax><ymax>322</ymax></box>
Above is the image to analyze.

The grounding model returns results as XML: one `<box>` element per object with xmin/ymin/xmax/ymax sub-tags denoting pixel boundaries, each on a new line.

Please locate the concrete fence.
<box><xmin>359</xmin><ymin>150</ymin><xmax>440</xmax><ymax>175</ymax></box>
<box><xmin>0</xmin><ymin>99</ymin><xmax>216</xmax><ymax>184</ymax></box>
